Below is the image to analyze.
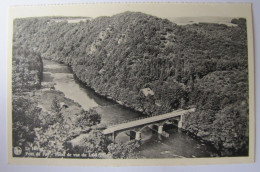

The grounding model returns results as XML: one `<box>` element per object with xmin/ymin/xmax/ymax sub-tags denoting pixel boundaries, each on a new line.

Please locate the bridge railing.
<box><xmin>107</xmin><ymin>115</ymin><xmax>154</xmax><ymax>127</ymax></box>
<box><xmin>107</xmin><ymin>108</ymin><xmax>186</xmax><ymax>127</ymax></box>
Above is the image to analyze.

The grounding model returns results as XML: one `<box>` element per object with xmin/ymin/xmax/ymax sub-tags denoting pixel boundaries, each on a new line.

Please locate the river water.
<box><xmin>42</xmin><ymin>60</ymin><xmax>219</xmax><ymax>158</ymax></box>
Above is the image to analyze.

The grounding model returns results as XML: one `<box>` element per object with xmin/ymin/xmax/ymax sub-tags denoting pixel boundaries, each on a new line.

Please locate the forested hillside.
<box><xmin>13</xmin><ymin>12</ymin><xmax>249</xmax><ymax>156</ymax></box>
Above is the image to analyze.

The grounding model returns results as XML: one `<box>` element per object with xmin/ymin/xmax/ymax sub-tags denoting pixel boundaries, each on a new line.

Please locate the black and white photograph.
<box><xmin>7</xmin><ymin>3</ymin><xmax>255</xmax><ymax>165</ymax></box>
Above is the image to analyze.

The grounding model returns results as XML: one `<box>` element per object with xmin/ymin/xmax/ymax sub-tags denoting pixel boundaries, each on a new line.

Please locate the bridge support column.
<box><xmin>178</xmin><ymin>115</ymin><xmax>183</xmax><ymax>128</ymax></box>
<box><xmin>135</xmin><ymin>131</ymin><xmax>141</xmax><ymax>141</ymax></box>
<box><xmin>158</xmin><ymin>125</ymin><xmax>163</xmax><ymax>140</ymax></box>
<box><xmin>158</xmin><ymin>125</ymin><xmax>163</xmax><ymax>134</ymax></box>
<box><xmin>112</xmin><ymin>132</ymin><xmax>116</xmax><ymax>142</ymax></box>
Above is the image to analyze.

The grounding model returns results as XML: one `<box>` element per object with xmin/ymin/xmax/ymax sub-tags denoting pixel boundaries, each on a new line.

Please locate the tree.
<box><xmin>12</xmin><ymin>95</ymin><xmax>41</xmax><ymax>155</ymax></box>
<box><xmin>65</xmin><ymin>130</ymin><xmax>110</xmax><ymax>158</ymax></box>
<box><xmin>107</xmin><ymin>140</ymin><xmax>140</xmax><ymax>159</ymax></box>
<box><xmin>51</xmin><ymin>96</ymin><xmax>60</xmax><ymax>113</ymax></box>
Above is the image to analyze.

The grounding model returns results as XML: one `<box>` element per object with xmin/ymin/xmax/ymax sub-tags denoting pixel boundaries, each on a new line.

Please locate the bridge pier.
<box><xmin>158</xmin><ymin>125</ymin><xmax>163</xmax><ymax>134</ymax></box>
<box><xmin>112</xmin><ymin>132</ymin><xmax>115</xmax><ymax>142</ymax></box>
<box><xmin>135</xmin><ymin>131</ymin><xmax>141</xmax><ymax>141</ymax></box>
<box><xmin>157</xmin><ymin>125</ymin><xmax>170</xmax><ymax>139</ymax></box>
<box><xmin>129</xmin><ymin>131</ymin><xmax>142</xmax><ymax>141</ymax></box>
<box><xmin>178</xmin><ymin>115</ymin><xmax>183</xmax><ymax>128</ymax></box>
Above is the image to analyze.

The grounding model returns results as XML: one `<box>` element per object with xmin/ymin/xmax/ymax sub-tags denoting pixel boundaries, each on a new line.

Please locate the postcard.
<box><xmin>7</xmin><ymin>2</ymin><xmax>255</xmax><ymax>166</ymax></box>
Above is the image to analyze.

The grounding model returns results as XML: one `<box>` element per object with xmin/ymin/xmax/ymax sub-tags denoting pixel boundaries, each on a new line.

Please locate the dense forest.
<box><xmin>12</xmin><ymin>12</ymin><xmax>249</xmax><ymax>156</ymax></box>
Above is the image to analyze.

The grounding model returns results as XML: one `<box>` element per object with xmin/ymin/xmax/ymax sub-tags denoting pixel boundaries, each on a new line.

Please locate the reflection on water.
<box><xmin>42</xmin><ymin>59</ymin><xmax>218</xmax><ymax>158</ymax></box>
<box><xmin>42</xmin><ymin>60</ymin><xmax>114</xmax><ymax>110</ymax></box>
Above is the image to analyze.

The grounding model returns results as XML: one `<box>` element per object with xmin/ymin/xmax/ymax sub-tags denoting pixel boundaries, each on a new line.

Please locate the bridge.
<box><xmin>103</xmin><ymin>108</ymin><xmax>196</xmax><ymax>141</ymax></box>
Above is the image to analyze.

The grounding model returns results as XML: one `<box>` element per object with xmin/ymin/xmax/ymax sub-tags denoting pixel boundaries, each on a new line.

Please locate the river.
<box><xmin>42</xmin><ymin>59</ymin><xmax>219</xmax><ymax>158</ymax></box>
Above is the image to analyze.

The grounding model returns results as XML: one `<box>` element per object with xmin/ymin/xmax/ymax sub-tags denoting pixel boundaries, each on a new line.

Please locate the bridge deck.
<box><xmin>103</xmin><ymin>108</ymin><xmax>196</xmax><ymax>135</ymax></box>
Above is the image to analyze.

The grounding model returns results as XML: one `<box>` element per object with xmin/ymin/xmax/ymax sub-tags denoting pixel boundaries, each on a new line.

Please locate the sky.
<box><xmin>8</xmin><ymin>3</ymin><xmax>251</xmax><ymax>20</ymax></box>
